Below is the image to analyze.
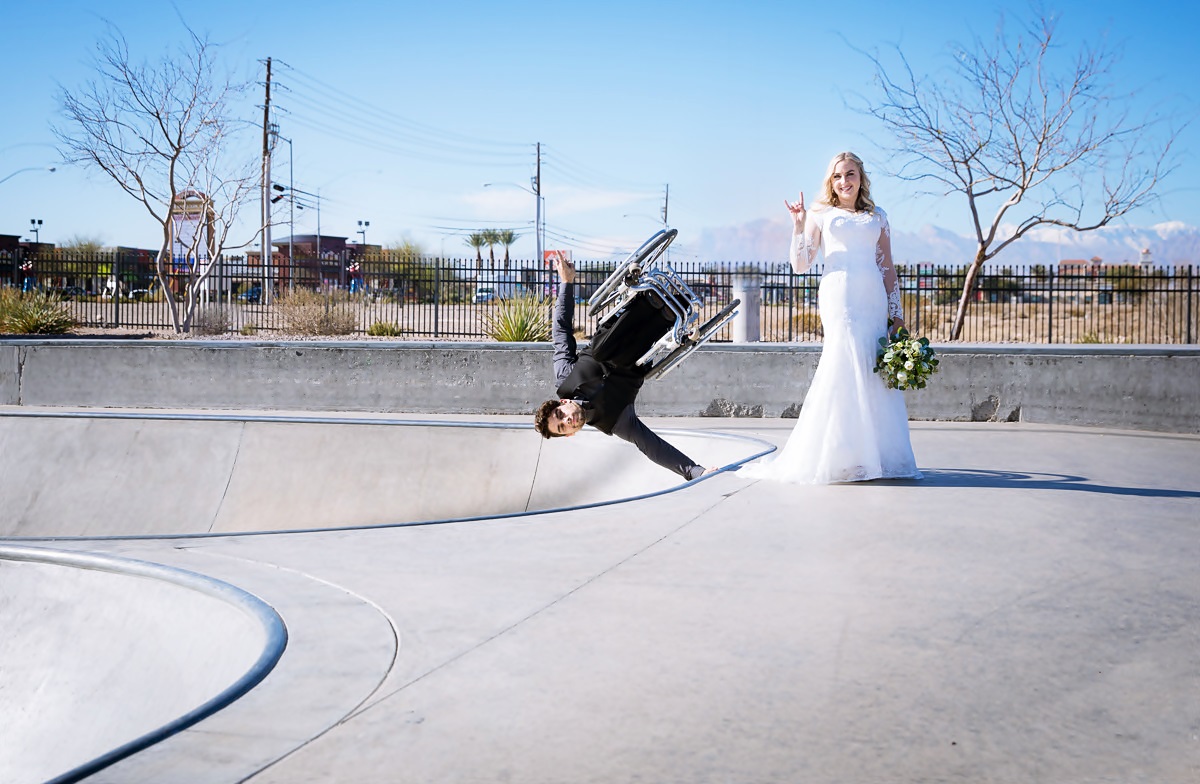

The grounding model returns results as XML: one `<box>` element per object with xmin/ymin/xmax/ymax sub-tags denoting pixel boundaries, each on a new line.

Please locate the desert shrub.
<box><xmin>1076</xmin><ymin>331</ymin><xmax>1101</xmax><ymax>344</ymax></box>
<box><xmin>791</xmin><ymin>307</ymin><xmax>823</xmax><ymax>337</ymax></box>
<box><xmin>484</xmin><ymin>294</ymin><xmax>551</xmax><ymax>342</ymax></box>
<box><xmin>367</xmin><ymin>321</ymin><xmax>404</xmax><ymax>337</ymax></box>
<box><xmin>0</xmin><ymin>288</ymin><xmax>77</xmax><ymax>334</ymax></box>
<box><xmin>278</xmin><ymin>288</ymin><xmax>358</xmax><ymax>336</ymax></box>
<box><xmin>193</xmin><ymin>305</ymin><xmax>230</xmax><ymax>336</ymax></box>
<box><xmin>239</xmin><ymin>323</ymin><xmax>257</xmax><ymax>336</ymax></box>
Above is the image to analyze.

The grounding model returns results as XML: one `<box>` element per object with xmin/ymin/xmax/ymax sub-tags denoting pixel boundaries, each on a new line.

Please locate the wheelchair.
<box><xmin>586</xmin><ymin>228</ymin><xmax>740</xmax><ymax>381</ymax></box>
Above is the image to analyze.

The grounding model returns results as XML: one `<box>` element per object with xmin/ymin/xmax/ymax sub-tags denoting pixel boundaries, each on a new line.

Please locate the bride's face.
<box><xmin>831</xmin><ymin>160</ymin><xmax>861</xmax><ymax>208</ymax></box>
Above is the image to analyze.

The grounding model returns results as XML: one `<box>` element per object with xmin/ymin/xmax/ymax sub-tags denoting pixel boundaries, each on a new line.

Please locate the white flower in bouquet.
<box><xmin>873</xmin><ymin>324</ymin><xmax>939</xmax><ymax>391</ymax></box>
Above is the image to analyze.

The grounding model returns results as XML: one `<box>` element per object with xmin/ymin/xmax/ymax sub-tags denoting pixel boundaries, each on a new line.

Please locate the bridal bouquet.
<box><xmin>874</xmin><ymin>326</ymin><xmax>939</xmax><ymax>391</ymax></box>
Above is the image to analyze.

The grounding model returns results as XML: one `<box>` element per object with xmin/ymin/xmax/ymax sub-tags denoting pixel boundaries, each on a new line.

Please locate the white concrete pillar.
<box><xmin>731</xmin><ymin>272</ymin><xmax>762</xmax><ymax>342</ymax></box>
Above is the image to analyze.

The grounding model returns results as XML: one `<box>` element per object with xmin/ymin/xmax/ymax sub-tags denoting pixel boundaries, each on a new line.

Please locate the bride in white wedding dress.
<box><xmin>738</xmin><ymin>152</ymin><xmax>921</xmax><ymax>484</ymax></box>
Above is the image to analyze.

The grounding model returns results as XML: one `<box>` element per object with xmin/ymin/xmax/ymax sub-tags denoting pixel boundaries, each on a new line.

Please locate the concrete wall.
<box><xmin>1</xmin><ymin>338</ymin><xmax>1197</xmax><ymax>433</ymax></box>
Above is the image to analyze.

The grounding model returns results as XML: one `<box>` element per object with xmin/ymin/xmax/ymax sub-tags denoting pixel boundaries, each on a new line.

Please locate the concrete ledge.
<box><xmin>1</xmin><ymin>338</ymin><xmax>1197</xmax><ymax>433</ymax></box>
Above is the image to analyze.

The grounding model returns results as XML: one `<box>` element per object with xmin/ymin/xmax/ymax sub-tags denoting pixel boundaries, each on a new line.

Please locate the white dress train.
<box><xmin>738</xmin><ymin>206</ymin><xmax>921</xmax><ymax>484</ymax></box>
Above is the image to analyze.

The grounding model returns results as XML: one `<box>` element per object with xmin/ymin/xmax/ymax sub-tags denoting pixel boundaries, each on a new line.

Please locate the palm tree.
<box><xmin>497</xmin><ymin>229</ymin><xmax>520</xmax><ymax>271</ymax></box>
<box><xmin>465</xmin><ymin>232</ymin><xmax>487</xmax><ymax>271</ymax></box>
<box><xmin>481</xmin><ymin>229</ymin><xmax>501</xmax><ymax>269</ymax></box>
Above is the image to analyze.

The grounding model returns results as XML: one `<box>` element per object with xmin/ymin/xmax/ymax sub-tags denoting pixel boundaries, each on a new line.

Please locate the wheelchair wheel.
<box><xmin>587</xmin><ymin>228</ymin><xmax>677</xmax><ymax>318</ymax></box>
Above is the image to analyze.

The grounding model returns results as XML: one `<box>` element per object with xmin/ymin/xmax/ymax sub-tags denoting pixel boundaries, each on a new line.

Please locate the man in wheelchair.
<box><xmin>532</xmin><ymin>231</ymin><xmax>738</xmax><ymax>480</ymax></box>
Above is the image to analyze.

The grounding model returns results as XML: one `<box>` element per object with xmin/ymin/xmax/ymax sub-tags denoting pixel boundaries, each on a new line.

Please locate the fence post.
<box><xmin>433</xmin><ymin>256</ymin><xmax>441</xmax><ymax>338</ymax></box>
<box><xmin>914</xmin><ymin>266</ymin><xmax>921</xmax><ymax>335</ymax></box>
<box><xmin>786</xmin><ymin>269</ymin><xmax>794</xmax><ymax>341</ymax></box>
<box><xmin>112</xmin><ymin>251</ymin><xmax>121</xmax><ymax>328</ymax></box>
<box><xmin>1188</xmin><ymin>265</ymin><xmax>1194</xmax><ymax>345</ymax></box>
<box><xmin>1046</xmin><ymin>267</ymin><xmax>1055</xmax><ymax>344</ymax></box>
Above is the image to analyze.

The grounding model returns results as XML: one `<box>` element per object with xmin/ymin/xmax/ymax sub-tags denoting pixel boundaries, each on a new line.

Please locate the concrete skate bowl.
<box><xmin>0</xmin><ymin>411</ymin><xmax>772</xmax><ymax>539</ymax></box>
<box><xmin>0</xmin><ymin>545</ymin><xmax>286</xmax><ymax>784</ymax></box>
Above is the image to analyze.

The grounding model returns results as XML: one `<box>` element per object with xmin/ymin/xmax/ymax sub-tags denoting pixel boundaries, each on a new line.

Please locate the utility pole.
<box><xmin>261</xmin><ymin>57</ymin><xmax>273</xmax><ymax>305</ymax></box>
<box><xmin>661</xmin><ymin>184</ymin><xmax>669</xmax><ymax>227</ymax></box>
<box><xmin>534</xmin><ymin>142</ymin><xmax>543</xmax><ymax>266</ymax></box>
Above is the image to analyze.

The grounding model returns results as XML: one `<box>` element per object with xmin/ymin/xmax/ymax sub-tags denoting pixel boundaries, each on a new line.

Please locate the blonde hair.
<box><xmin>818</xmin><ymin>151</ymin><xmax>876</xmax><ymax>213</ymax></box>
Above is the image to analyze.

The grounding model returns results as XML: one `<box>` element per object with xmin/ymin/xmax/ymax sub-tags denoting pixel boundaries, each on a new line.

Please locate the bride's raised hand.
<box><xmin>784</xmin><ymin>191</ymin><xmax>806</xmax><ymax>231</ymax></box>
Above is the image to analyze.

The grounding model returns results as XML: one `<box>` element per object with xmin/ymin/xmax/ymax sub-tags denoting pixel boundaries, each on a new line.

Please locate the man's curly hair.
<box><xmin>533</xmin><ymin>399</ymin><xmax>563</xmax><ymax>439</ymax></box>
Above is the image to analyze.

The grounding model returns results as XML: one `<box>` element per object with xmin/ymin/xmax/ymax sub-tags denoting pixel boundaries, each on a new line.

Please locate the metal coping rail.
<box><xmin>0</xmin><ymin>544</ymin><xmax>288</xmax><ymax>784</ymax></box>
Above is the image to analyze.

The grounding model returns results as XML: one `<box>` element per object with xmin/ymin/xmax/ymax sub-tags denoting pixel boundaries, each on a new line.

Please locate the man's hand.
<box><xmin>555</xmin><ymin>256</ymin><xmax>576</xmax><ymax>284</ymax></box>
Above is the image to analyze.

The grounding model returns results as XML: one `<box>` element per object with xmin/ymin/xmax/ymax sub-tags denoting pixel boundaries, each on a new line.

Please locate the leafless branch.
<box><xmin>53</xmin><ymin>23</ymin><xmax>257</xmax><ymax>333</ymax></box>
<box><xmin>854</xmin><ymin>11</ymin><xmax>1181</xmax><ymax>339</ymax></box>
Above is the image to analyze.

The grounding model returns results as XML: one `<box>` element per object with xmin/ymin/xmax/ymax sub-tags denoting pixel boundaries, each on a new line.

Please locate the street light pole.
<box><xmin>280</xmin><ymin>185</ymin><xmax>323</xmax><ymax>286</ymax></box>
<box><xmin>29</xmin><ymin>219</ymin><xmax>42</xmax><ymax>244</ymax></box>
<box><xmin>355</xmin><ymin>220</ymin><xmax>369</xmax><ymax>291</ymax></box>
<box><xmin>0</xmin><ymin>166</ymin><xmax>55</xmax><ymax>186</ymax></box>
<box><xmin>271</xmin><ymin>131</ymin><xmax>295</xmax><ymax>291</ymax></box>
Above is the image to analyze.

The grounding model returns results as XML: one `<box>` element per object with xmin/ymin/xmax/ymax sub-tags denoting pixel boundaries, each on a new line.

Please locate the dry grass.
<box><xmin>277</xmin><ymin>289</ymin><xmax>359</xmax><ymax>336</ymax></box>
<box><xmin>756</xmin><ymin>299</ymin><xmax>1199</xmax><ymax>344</ymax></box>
<box><xmin>55</xmin><ymin>295</ymin><xmax>1199</xmax><ymax>344</ymax></box>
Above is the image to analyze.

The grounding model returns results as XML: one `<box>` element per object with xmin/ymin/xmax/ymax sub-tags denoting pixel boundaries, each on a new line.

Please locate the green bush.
<box><xmin>484</xmin><ymin>294</ymin><xmax>551</xmax><ymax>342</ymax></box>
<box><xmin>367</xmin><ymin>321</ymin><xmax>404</xmax><ymax>337</ymax></box>
<box><xmin>278</xmin><ymin>288</ymin><xmax>358</xmax><ymax>336</ymax></box>
<box><xmin>0</xmin><ymin>288</ymin><xmax>78</xmax><ymax>334</ymax></box>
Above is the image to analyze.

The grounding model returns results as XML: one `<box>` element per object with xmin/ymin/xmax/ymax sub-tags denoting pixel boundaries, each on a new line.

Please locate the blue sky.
<box><xmin>1</xmin><ymin>0</ymin><xmax>1196</xmax><ymax>264</ymax></box>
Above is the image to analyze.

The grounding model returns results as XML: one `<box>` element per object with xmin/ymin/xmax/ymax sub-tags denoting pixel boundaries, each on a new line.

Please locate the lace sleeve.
<box><xmin>874</xmin><ymin>209</ymin><xmax>904</xmax><ymax>324</ymax></box>
<box><xmin>790</xmin><ymin>216</ymin><xmax>820</xmax><ymax>274</ymax></box>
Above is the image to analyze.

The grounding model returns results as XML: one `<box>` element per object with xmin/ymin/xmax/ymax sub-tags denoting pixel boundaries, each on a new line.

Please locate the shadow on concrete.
<box><xmin>915</xmin><ymin>467</ymin><xmax>1200</xmax><ymax>499</ymax></box>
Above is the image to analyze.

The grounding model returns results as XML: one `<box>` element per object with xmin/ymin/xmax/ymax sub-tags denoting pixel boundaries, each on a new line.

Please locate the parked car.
<box><xmin>237</xmin><ymin>286</ymin><xmax>262</xmax><ymax>304</ymax></box>
<box><xmin>472</xmin><ymin>273</ymin><xmax>521</xmax><ymax>304</ymax></box>
<box><xmin>52</xmin><ymin>286</ymin><xmax>89</xmax><ymax>300</ymax></box>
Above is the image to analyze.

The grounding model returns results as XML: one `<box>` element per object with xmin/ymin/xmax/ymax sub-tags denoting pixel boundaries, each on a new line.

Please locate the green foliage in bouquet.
<box><xmin>873</xmin><ymin>325</ymin><xmax>939</xmax><ymax>390</ymax></box>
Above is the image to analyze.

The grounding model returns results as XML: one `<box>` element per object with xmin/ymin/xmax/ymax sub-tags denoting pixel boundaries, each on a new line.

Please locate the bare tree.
<box><xmin>54</xmin><ymin>25</ymin><xmax>260</xmax><ymax>333</ymax></box>
<box><xmin>858</xmin><ymin>12</ymin><xmax>1179</xmax><ymax>339</ymax></box>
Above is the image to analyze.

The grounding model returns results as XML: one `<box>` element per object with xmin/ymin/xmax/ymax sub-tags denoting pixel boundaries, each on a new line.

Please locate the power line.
<box><xmin>541</xmin><ymin>144</ymin><xmax>663</xmax><ymax>194</ymax></box>
<box><xmin>273</xmin><ymin>63</ymin><xmax>528</xmax><ymax>167</ymax></box>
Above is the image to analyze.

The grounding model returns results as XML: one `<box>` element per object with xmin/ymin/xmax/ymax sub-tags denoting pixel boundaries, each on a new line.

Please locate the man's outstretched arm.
<box><xmin>552</xmin><ymin>260</ymin><xmax>578</xmax><ymax>386</ymax></box>
<box><xmin>611</xmin><ymin>406</ymin><xmax>707</xmax><ymax>480</ymax></box>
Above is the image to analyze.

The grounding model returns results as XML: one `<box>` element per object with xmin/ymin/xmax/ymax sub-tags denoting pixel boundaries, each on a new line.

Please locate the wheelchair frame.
<box><xmin>587</xmin><ymin>229</ymin><xmax>740</xmax><ymax>381</ymax></box>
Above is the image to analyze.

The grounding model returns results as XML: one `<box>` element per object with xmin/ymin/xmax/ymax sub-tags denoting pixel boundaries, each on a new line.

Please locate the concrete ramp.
<box><xmin>0</xmin><ymin>545</ymin><xmax>285</xmax><ymax>784</ymax></box>
<box><xmin>0</xmin><ymin>411</ymin><xmax>770</xmax><ymax>538</ymax></box>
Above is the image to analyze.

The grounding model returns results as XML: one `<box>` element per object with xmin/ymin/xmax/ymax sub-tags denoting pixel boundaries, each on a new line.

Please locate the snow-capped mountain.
<box><xmin>692</xmin><ymin>218</ymin><xmax>1200</xmax><ymax>268</ymax></box>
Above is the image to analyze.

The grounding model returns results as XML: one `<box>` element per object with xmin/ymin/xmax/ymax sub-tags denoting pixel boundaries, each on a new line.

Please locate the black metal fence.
<box><xmin>3</xmin><ymin>249</ymin><xmax>1196</xmax><ymax>343</ymax></box>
